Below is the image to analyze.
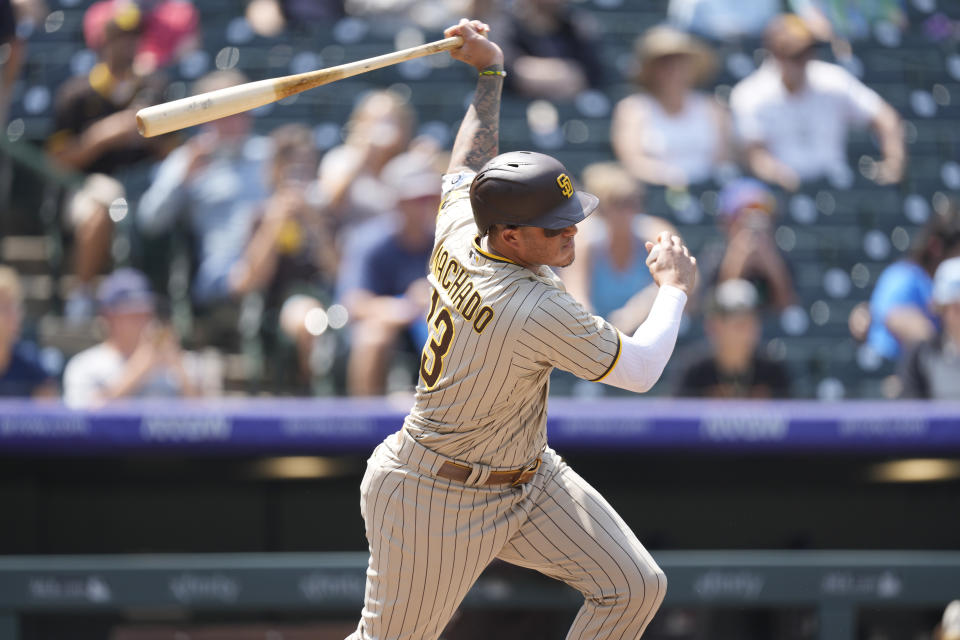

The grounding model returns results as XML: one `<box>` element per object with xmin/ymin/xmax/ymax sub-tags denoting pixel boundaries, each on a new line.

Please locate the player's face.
<box><xmin>514</xmin><ymin>224</ymin><xmax>578</xmax><ymax>268</ymax></box>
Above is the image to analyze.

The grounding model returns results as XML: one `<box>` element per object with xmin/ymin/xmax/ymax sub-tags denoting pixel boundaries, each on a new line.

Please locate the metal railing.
<box><xmin>1</xmin><ymin>550</ymin><xmax>958</xmax><ymax>640</ymax></box>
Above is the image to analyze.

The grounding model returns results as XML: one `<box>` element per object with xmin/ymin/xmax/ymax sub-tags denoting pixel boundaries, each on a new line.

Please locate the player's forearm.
<box><xmin>600</xmin><ymin>285</ymin><xmax>687</xmax><ymax>393</ymax></box>
<box><xmin>447</xmin><ymin>67</ymin><xmax>503</xmax><ymax>173</ymax></box>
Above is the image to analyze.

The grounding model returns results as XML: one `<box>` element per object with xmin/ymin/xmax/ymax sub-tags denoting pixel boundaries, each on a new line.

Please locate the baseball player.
<box><xmin>347</xmin><ymin>19</ymin><xmax>697</xmax><ymax>640</ymax></box>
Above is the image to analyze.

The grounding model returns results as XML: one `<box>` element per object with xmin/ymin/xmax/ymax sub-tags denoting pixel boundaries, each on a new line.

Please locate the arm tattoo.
<box><xmin>447</xmin><ymin>65</ymin><xmax>503</xmax><ymax>173</ymax></box>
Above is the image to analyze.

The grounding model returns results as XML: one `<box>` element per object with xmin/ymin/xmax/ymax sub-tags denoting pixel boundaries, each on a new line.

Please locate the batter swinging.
<box><xmin>347</xmin><ymin>19</ymin><xmax>698</xmax><ymax>640</ymax></box>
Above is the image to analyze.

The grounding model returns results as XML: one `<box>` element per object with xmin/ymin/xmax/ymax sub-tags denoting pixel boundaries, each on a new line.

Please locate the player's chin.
<box><xmin>558</xmin><ymin>248</ymin><xmax>576</xmax><ymax>268</ymax></box>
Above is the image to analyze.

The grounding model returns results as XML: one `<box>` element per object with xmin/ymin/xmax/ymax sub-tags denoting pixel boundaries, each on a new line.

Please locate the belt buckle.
<box><xmin>511</xmin><ymin>456</ymin><xmax>542</xmax><ymax>486</ymax></box>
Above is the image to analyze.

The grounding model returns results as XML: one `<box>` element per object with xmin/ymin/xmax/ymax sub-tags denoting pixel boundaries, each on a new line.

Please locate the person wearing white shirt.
<box><xmin>612</xmin><ymin>26</ymin><xmax>731</xmax><ymax>188</ymax></box>
<box><xmin>63</xmin><ymin>268</ymin><xmax>201</xmax><ymax>408</ymax></box>
<box><xmin>730</xmin><ymin>14</ymin><xmax>905</xmax><ymax>191</ymax></box>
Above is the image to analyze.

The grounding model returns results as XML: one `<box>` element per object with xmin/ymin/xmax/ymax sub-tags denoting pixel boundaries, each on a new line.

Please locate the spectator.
<box><xmin>611</xmin><ymin>26</ymin><xmax>731</xmax><ymax>188</ymax></box>
<box><xmin>0</xmin><ymin>266</ymin><xmax>57</xmax><ymax>398</ymax></box>
<box><xmin>729</xmin><ymin>14</ymin><xmax>905</xmax><ymax>191</ymax></box>
<box><xmin>62</xmin><ymin>268</ymin><xmax>201</xmax><ymax>408</ymax></box>
<box><xmin>493</xmin><ymin>0</ymin><xmax>605</xmax><ymax>101</ymax></box>
<box><xmin>84</xmin><ymin>0</ymin><xmax>200</xmax><ymax>76</ymax></box>
<box><xmin>866</xmin><ymin>203</ymin><xmax>960</xmax><ymax>361</ymax></box>
<box><xmin>668</xmin><ymin>0</ymin><xmax>780</xmax><ymax>40</ymax></box>
<box><xmin>137</xmin><ymin>70</ymin><xmax>269</xmax><ymax>316</ymax></box>
<box><xmin>935</xmin><ymin>600</ymin><xmax>960</xmax><ymax>640</ymax></box>
<box><xmin>697</xmin><ymin>178</ymin><xmax>797</xmax><ymax>311</ymax></box>
<box><xmin>562</xmin><ymin>162</ymin><xmax>676</xmax><ymax>334</ymax></box>
<box><xmin>46</xmin><ymin>2</ymin><xmax>170</xmax><ymax>321</ymax></box>
<box><xmin>337</xmin><ymin>151</ymin><xmax>438</xmax><ymax>396</ymax></box>
<box><xmin>674</xmin><ymin>278</ymin><xmax>791</xmax><ymax>398</ymax></box>
<box><xmin>230</xmin><ymin>123</ymin><xmax>339</xmax><ymax>391</ymax></box>
<box><xmin>898</xmin><ymin>257</ymin><xmax>960</xmax><ymax>400</ymax></box>
<box><xmin>316</xmin><ymin>89</ymin><xmax>415</xmax><ymax>234</ymax></box>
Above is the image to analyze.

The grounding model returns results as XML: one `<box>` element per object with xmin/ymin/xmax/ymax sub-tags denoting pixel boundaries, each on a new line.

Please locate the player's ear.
<box><xmin>499</xmin><ymin>226</ymin><xmax>522</xmax><ymax>250</ymax></box>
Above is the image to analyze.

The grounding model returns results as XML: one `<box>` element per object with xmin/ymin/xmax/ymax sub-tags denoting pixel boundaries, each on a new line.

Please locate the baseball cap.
<box><xmin>709</xmin><ymin>279</ymin><xmax>759</xmax><ymax>315</ymax></box>
<box><xmin>97</xmin><ymin>268</ymin><xmax>155</xmax><ymax>314</ymax></box>
<box><xmin>382</xmin><ymin>152</ymin><xmax>441</xmax><ymax>202</ymax></box>
<box><xmin>717</xmin><ymin>178</ymin><xmax>777</xmax><ymax>221</ymax></box>
<box><xmin>932</xmin><ymin>257</ymin><xmax>960</xmax><ymax>305</ymax></box>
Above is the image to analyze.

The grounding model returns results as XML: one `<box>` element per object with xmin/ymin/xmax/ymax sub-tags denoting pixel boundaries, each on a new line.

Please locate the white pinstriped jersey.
<box><xmin>403</xmin><ymin>171</ymin><xmax>622</xmax><ymax>468</ymax></box>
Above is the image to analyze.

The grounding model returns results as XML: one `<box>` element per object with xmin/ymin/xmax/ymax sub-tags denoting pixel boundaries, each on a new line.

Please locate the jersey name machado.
<box><xmin>403</xmin><ymin>172</ymin><xmax>621</xmax><ymax>468</ymax></box>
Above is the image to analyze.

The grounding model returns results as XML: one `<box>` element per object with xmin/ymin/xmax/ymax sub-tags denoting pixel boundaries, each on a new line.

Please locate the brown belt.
<box><xmin>437</xmin><ymin>457</ymin><xmax>542</xmax><ymax>486</ymax></box>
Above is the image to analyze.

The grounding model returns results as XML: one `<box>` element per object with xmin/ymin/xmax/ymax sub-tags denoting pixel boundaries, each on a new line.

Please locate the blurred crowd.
<box><xmin>1</xmin><ymin>0</ymin><xmax>959</xmax><ymax>404</ymax></box>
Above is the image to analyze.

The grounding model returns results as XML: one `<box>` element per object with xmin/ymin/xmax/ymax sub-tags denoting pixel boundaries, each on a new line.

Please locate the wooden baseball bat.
<box><xmin>136</xmin><ymin>35</ymin><xmax>464</xmax><ymax>138</ymax></box>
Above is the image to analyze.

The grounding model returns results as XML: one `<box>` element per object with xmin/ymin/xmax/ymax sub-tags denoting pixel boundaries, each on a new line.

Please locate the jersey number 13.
<box><xmin>420</xmin><ymin>288</ymin><xmax>456</xmax><ymax>389</ymax></box>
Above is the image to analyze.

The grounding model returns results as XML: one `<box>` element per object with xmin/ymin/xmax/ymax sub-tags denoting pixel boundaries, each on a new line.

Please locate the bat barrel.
<box><xmin>136</xmin><ymin>78</ymin><xmax>284</xmax><ymax>137</ymax></box>
<box><xmin>135</xmin><ymin>35</ymin><xmax>464</xmax><ymax>138</ymax></box>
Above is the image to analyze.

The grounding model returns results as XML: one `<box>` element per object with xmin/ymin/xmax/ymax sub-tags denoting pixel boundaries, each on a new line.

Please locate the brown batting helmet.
<box><xmin>470</xmin><ymin>151</ymin><xmax>599</xmax><ymax>235</ymax></box>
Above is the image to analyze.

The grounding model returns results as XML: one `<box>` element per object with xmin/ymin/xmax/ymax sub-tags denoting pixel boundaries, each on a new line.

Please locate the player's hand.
<box><xmin>645</xmin><ymin>231</ymin><xmax>697</xmax><ymax>295</ymax></box>
<box><xmin>445</xmin><ymin>19</ymin><xmax>503</xmax><ymax>71</ymax></box>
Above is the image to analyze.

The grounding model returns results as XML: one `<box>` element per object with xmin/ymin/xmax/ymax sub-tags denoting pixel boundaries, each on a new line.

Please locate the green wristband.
<box><xmin>479</xmin><ymin>69</ymin><xmax>507</xmax><ymax>77</ymax></box>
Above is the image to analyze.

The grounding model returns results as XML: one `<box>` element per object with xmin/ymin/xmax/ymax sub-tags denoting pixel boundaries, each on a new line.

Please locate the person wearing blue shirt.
<box><xmin>898</xmin><ymin>257</ymin><xmax>960</xmax><ymax>399</ymax></box>
<box><xmin>0</xmin><ymin>266</ymin><xmax>57</xmax><ymax>398</ymax></box>
<box><xmin>336</xmin><ymin>151</ymin><xmax>439</xmax><ymax>395</ymax></box>
<box><xmin>866</xmin><ymin>204</ymin><xmax>960</xmax><ymax>361</ymax></box>
<box><xmin>867</xmin><ymin>260</ymin><xmax>937</xmax><ymax>360</ymax></box>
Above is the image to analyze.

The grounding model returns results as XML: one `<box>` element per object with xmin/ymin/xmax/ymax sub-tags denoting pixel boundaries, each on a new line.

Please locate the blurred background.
<box><xmin>1</xmin><ymin>0</ymin><xmax>959</xmax><ymax>637</ymax></box>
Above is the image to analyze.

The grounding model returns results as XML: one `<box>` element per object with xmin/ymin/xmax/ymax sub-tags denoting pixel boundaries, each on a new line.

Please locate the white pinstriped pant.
<box><xmin>346</xmin><ymin>429</ymin><xmax>667</xmax><ymax>640</ymax></box>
